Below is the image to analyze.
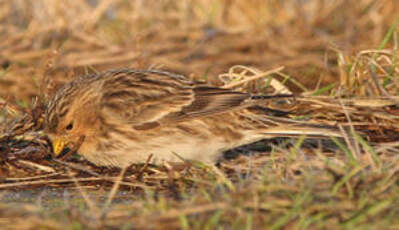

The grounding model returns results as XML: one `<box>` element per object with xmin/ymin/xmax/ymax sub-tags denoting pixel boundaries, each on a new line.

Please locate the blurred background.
<box><xmin>0</xmin><ymin>0</ymin><xmax>398</xmax><ymax>102</ymax></box>
<box><xmin>1</xmin><ymin>2</ymin><xmax>399</xmax><ymax>228</ymax></box>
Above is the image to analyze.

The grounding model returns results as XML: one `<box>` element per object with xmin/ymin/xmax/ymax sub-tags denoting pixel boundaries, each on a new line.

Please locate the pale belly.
<box><xmin>78</xmin><ymin>127</ymin><xmax>264</xmax><ymax>167</ymax></box>
<box><xmin>77</xmin><ymin>115</ymin><xmax>267</xmax><ymax>167</ymax></box>
<box><xmin>80</xmin><ymin>135</ymin><xmax>231</xmax><ymax>167</ymax></box>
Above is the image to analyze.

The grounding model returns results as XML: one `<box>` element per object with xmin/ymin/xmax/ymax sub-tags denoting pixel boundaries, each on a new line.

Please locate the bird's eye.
<box><xmin>66</xmin><ymin>122</ymin><xmax>74</xmax><ymax>131</ymax></box>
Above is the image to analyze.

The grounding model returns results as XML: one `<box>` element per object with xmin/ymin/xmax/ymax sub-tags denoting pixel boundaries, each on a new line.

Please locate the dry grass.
<box><xmin>1</xmin><ymin>0</ymin><xmax>399</xmax><ymax>229</ymax></box>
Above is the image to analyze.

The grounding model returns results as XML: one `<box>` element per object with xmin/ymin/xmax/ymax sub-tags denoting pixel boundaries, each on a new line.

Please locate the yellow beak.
<box><xmin>52</xmin><ymin>138</ymin><xmax>68</xmax><ymax>156</ymax></box>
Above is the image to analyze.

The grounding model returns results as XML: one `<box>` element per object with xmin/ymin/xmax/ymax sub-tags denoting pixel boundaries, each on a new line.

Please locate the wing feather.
<box><xmin>164</xmin><ymin>86</ymin><xmax>251</xmax><ymax>122</ymax></box>
<box><xmin>99</xmin><ymin>69</ymin><xmax>253</xmax><ymax>128</ymax></box>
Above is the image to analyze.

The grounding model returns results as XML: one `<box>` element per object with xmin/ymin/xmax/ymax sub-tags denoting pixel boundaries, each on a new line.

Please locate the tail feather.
<box><xmin>261</xmin><ymin>125</ymin><xmax>344</xmax><ymax>139</ymax></box>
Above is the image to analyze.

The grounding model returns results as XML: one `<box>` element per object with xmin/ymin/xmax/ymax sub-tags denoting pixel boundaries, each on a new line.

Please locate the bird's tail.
<box><xmin>246</xmin><ymin>111</ymin><xmax>345</xmax><ymax>139</ymax></box>
<box><xmin>260</xmin><ymin>123</ymin><xmax>344</xmax><ymax>139</ymax></box>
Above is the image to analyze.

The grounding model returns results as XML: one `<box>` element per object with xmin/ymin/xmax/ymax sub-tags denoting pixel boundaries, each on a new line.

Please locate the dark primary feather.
<box><xmin>164</xmin><ymin>86</ymin><xmax>251</xmax><ymax>122</ymax></box>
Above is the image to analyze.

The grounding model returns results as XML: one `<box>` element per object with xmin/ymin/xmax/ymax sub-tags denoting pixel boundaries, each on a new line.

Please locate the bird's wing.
<box><xmin>99</xmin><ymin>69</ymin><xmax>252</xmax><ymax>129</ymax></box>
<box><xmin>164</xmin><ymin>86</ymin><xmax>252</xmax><ymax>122</ymax></box>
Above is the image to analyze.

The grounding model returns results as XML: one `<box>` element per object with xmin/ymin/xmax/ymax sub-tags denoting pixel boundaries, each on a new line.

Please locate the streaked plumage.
<box><xmin>45</xmin><ymin>69</ymin><xmax>341</xmax><ymax>167</ymax></box>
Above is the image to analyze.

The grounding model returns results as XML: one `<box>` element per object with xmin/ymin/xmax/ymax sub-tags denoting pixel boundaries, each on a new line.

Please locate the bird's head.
<box><xmin>45</xmin><ymin>82</ymin><xmax>100</xmax><ymax>157</ymax></box>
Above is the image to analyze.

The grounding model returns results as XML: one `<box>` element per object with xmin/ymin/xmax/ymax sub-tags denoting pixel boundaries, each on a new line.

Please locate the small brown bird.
<box><xmin>45</xmin><ymin>69</ymin><xmax>340</xmax><ymax>167</ymax></box>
